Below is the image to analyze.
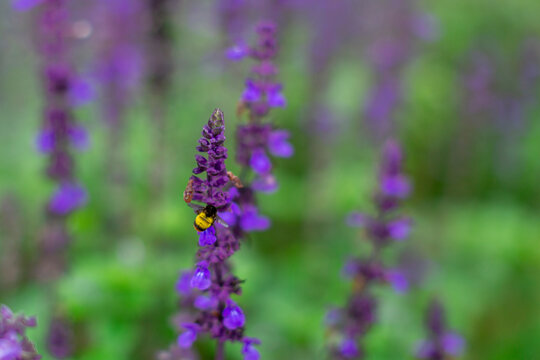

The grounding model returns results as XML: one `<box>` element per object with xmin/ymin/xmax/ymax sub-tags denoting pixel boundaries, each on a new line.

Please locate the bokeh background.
<box><xmin>1</xmin><ymin>0</ymin><xmax>540</xmax><ymax>359</ymax></box>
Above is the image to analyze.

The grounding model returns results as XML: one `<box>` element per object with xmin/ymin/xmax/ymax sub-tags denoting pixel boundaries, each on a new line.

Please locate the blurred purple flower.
<box><xmin>268</xmin><ymin>130</ymin><xmax>293</xmax><ymax>157</ymax></box>
<box><xmin>48</xmin><ymin>182</ymin><xmax>87</xmax><ymax>216</ymax></box>
<box><xmin>0</xmin><ymin>305</ymin><xmax>40</xmax><ymax>360</ymax></box>
<box><xmin>223</xmin><ymin>301</ymin><xmax>245</xmax><ymax>330</ymax></box>
<box><xmin>177</xmin><ymin>323</ymin><xmax>200</xmax><ymax>349</ymax></box>
<box><xmin>249</xmin><ymin>149</ymin><xmax>272</xmax><ymax>175</ymax></box>
<box><xmin>240</xmin><ymin>206</ymin><xmax>270</xmax><ymax>232</ymax></box>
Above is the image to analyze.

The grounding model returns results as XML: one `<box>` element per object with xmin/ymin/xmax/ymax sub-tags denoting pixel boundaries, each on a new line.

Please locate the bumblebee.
<box><xmin>188</xmin><ymin>203</ymin><xmax>228</xmax><ymax>232</ymax></box>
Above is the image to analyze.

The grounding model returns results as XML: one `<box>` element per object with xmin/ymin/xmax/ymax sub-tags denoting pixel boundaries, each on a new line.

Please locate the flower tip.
<box><xmin>209</xmin><ymin>108</ymin><xmax>225</xmax><ymax>128</ymax></box>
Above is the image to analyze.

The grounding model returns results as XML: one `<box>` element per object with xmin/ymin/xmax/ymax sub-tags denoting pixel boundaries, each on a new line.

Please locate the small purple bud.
<box><xmin>381</xmin><ymin>175</ymin><xmax>411</xmax><ymax>198</ymax></box>
<box><xmin>268</xmin><ymin>130</ymin><xmax>293</xmax><ymax>157</ymax></box>
<box><xmin>177</xmin><ymin>323</ymin><xmax>200</xmax><ymax>349</ymax></box>
<box><xmin>198</xmin><ymin>226</ymin><xmax>217</xmax><ymax>246</ymax></box>
<box><xmin>242</xmin><ymin>338</ymin><xmax>261</xmax><ymax>360</ymax></box>
<box><xmin>223</xmin><ymin>300</ymin><xmax>245</xmax><ymax>330</ymax></box>
<box><xmin>267</xmin><ymin>84</ymin><xmax>286</xmax><ymax>108</ymax></box>
<box><xmin>242</xmin><ymin>80</ymin><xmax>261</xmax><ymax>102</ymax></box>
<box><xmin>69</xmin><ymin>77</ymin><xmax>94</xmax><ymax>106</ymax></box>
<box><xmin>190</xmin><ymin>263</ymin><xmax>211</xmax><ymax>290</ymax></box>
<box><xmin>249</xmin><ymin>148</ymin><xmax>272</xmax><ymax>175</ymax></box>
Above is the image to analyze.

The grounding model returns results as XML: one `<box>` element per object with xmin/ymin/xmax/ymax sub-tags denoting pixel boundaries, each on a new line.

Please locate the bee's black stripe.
<box><xmin>194</xmin><ymin>222</ymin><xmax>205</xmax><ymax>231</ymax></box>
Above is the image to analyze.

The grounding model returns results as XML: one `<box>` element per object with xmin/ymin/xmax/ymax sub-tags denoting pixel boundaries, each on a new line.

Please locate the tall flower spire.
<box><xmin>326</xmin><ymin>140</ymin><xmax>412</xmax><ymax>359</ymax></box>
<box><xmin>163</xmin><ymin>109</ymin><xmax>260</xmax><ymax>360</ymax></box>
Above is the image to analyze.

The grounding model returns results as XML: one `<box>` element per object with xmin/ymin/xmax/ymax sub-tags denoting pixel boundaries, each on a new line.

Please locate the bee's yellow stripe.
<box><xmin>195</xmin><ymin>213</ymin><xmax>213</xmax><ymax>230</ymax></box>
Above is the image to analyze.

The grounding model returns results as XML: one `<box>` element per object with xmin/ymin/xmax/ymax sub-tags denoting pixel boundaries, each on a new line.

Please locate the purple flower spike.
<box><xmin>177</xmin><ymin>323</ymin><xmax>200</xmax><ymax>349</ymax></box>
<box><xmin>241</xmin><ymin>338</ymin><xmax>261</xmax><ymax>360</ymax></box>
<box><xmin>268</xmin><ymin>130</ymin><xmax>293</xmax><ymax>157</ymax></box>
<box><xmin>223</xmin><ymin>300</ymin><xmax>245</xmax><ymax>330</ymax></box>
<box><xmin>198</xmin><ymin>226</ymin><xmax>217</xmax><ymax>246</ymax></box>
<box><xmin>250</xmin><ymin>148</ymin><xmax>272</xmax><ymax>175</ymax></box>
<box><xmin>0</xmin><ymin>305</ymin><xmax>40</xmax><ymax>359</ymax></box>
<box><xmin>48</xmin><ymin>182</ymin><xmax>87</xmax><ymax>215</ymax></box>
<box><xmin>190</xmin><ymin>263</ymin><xmax>211</xmax><ymax>290</ymax></box>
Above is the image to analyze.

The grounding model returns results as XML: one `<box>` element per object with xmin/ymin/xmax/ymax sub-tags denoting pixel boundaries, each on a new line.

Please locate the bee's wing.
<box><xmin>187</xmin><ymin>202</ymin><xmax>205</xmax><ymax>213</ymax></box>
<box><xmin>215</xmin><ymin>215</ymin><xmax>229</xmax><ymax>228</ymax></box>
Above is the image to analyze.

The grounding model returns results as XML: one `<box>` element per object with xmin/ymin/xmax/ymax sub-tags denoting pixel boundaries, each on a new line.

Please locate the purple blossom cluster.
<box><xmin>415</xmin><ymin>300</ymin><xmax>465</xmax><ymax>359</ymax></box>
<box><xmin>0</xmin><ymin>305</ymin><xmax>40</xmax><ymax>360</ymax></box>
<box><xmin>224</xmin><ymin>21</ymin><xmax>293</xmax><ymax>239</ymax></box>
<box><xmin>166</xmin><ymin>109</ymin><xmax>260</xmax><ymax>360</ymax></box>
<box><xmin>15</xmin><ymin>0</ymin><xmax>90</xmax><ymax>218</ymax></box>
<box><xmin>326</xmin><ymin>140</ymin><xmax>412</xmax><ymax>359</ymax></box>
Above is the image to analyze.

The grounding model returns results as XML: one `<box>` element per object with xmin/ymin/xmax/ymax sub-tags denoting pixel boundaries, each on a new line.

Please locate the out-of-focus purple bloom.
<box><xmin>227</xmin><ymin>43</ymin><xmax>250</xmax><ymax>61</ymax></box>
<box><xmin>240</xmin><ymin>206</ymin><xmax>270</xmax><ymax>232</ymax></box>
<box><xmin>241</xmin><ymin>338</ymin><xmax>261</xmax><ymax>360</ymax></box>
<box><xmin>415</xmin><ymin>300</ymin><xmax>465</xmax><ymax>359</ymax></box>
<box><xmin>177</xmin><ymin>324</ymin><xmax>200</xmax><ymax>349</ymax></box>
<box><xmin>268</xmin><ymin>130</ymin><xmax>293</xmax><ymax>157</ymax></box>
<box><xmin>339</xmin><ymin>338</ymin><xmax>360</xmax><ymax>358</ymax></box>
<box><xmin>46</xmin><ymin>317</ymin><xmax>74</xmax><ymax>359</ymax></box>
<box><xmin>328</xmin><ymin>140</ymin><xmax>412</xmax><ymax>359</ymax></box>
<box><xmin>68</xmin><ymin>77</ymin><xmax>94</xmax><ymax>107</ymax></box>
<box><xmin>223</xmin><ymin>301</ymin><xmax>245</xmax><ymax>330</ymax></box>
<box><xmin>48</xmin><ymin>182</ymin><xmax>87</xmax><ymax>216</ymax></box>
<box><xmin>190</xmin><ymin>263</ymin><xmax>211</xmax><ymax>291</ymax></box>
<box><xmin>0</xmin><ymin>305</ymin><xmax>40</xmax><ymax>360</ymax></box>
<box><xmin>175</xmin><ymin>271</ymin><xmax>193</xmax><ymax>296</ymax></box>
<box><xmin>384</xmin><ymin>270</ymin><xmax>409</xmax><ymax>293</ymax></box>
<box><xmin>198</xmin><ymin>227</ymin><xmax>217</xmax><ymax>246</ymax></box>
<box><xmin>249</xmin><ymin>149</ymin><xmax>272</xmax><ymax>175</ymax></box>
<box><xmin>251</xmin><ymin>174</ymin><xmax>278</xmax><ymax>193</ymax></box>
<box><xmin>193</xmin><ymin>296</ymin><xmax>217</xmax><ymax>311</ymax></box>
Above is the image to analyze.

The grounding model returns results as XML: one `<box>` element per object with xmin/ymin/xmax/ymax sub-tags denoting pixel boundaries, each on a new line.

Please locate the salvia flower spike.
<box><xmin>326</xmin><ymin>139</ymin><xmax>412</xmax><ymax>359</ymax></box>
<box><xmin>0</xmin><ymin>305</ymin><xmax>41</xmax><ymax>360</ymax></box>
<box><xmin>168</xmin><ymin>109</ymin><xmax>260</xmax><ymax>360</ymax></box>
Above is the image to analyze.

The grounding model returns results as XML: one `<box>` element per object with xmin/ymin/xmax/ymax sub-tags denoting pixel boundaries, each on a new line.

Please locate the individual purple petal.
<box><xmin>177</xmin><ymin>323</ymin><xmax>200</xmax><ymax>349</ymax></box>
<box><xmin>240</xmin><ymin>206</ymin><xmax>270</xmax><ymax>231</ymax></box>
<box><xmin>194</xmin><ymin>295</ymin><xmax>218</xmax><ymax>311</ymax></box>
<box><xmin>442</xmin><ymin>332</ymin><xmax>465</xmax><ymax>356</ymax></box>
<box><xmin>385</xmin><ymin>270</ymin><xmax>409</xmax><ymax>293</ymax></box>
<box><xmin>381</xmin><ymin>174</ymin><xmax>411</xmax><ymax>198</ymax></box>
<box><xmin>226</xmin><ymin>43</ymin><xmax>249</xmax><ymax>61</ymax></box>
<box><xmin>175</xmin><ymin>271</ymin><xmax>193</xmax><ymax>296</ymax></box>
<box><xmin>190</xmin><ymin>263</ymin><xmax>211</xmax><ymax>290</ymax></box>
<box><xmin>48</xmin><ymin>182</ymin><xmax>88</xmax><ymax>215</ymax></box>
<box><xmin>249</xmin><ymin>148</ymin><xmax>272</xmax><ymax>175</ymax></box>
<box><xmin>339</xmin><ymin>338</ymin><xmax>359</xmax><ymax>358</ymax></box>
<box><xmin>223</xmin><ymin>300</ymin><xmax>245</xmax><ymax>330</ymax></box>
<box><xmin>68</xmin><ymin>125</ymin><xmax>89</xmax><ymax>151</ymax></box>
<box><xmin>346</xmin><ymin>212</ymin><xmax>367</xmax><ymax>227</ymax></box>
<box><xmin>12</xmin><ymin>0</ymin><xmax>44</xmax><ymax>11</ymax></box>
<box><xmin>69</xmin><ymin>77</ymin><xmax>94</xmax><ymax>106</ymax></box>
<box><xmin>218</xmin><ymin>210</ymin><xmax>237</xmax><ymax>226</ymax></box>
<box><xmin>251</xmin><ymin>174</ymin><xmax>278</xmax><ymax>193</ymax></box>
<box><xmin>35</xmin><ymin>129</ymin><xmax>55</xmax><ymax>153</ymax></box>
<box><xmin>387</xmin><ymin>218</ymin><xmax>412</xmax><ymax>240</ymax></box>
<box><xmin>268</xmin><ymin>130</ymin><xmax>293</xmax><ymax>157</ymax></box>
<box><xmin>241</xmin><ymin>340</ymin><xmax>260</xmax><ymax>360</ymax></box>
<box><xmin>198</xmin><ymin>226</ymin><xmax>217</xmax><ymax>246</ymax></box>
